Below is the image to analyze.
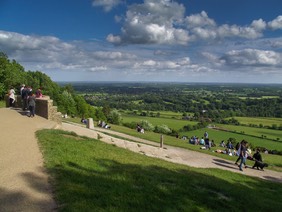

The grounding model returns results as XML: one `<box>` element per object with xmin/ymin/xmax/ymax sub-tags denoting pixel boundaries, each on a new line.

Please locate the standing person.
<box><xmin>8</xmin><ymin>87</ymin><xmax>16</xmax><ymax>107</ymax></box>
<box><xmin>35</xmin><ymin>87</ymin><xmax>43</xmax><ymax>98</ymax></box>
<box><xmin>28</xmin><ymin>92</ymin><xmax>36</xmax><ymax>117</ymax></box>
<box><xmin>205</xmin><ymin>138</ymin><xmax>210</xmax><ymax>150</ymax></box>
<box><xmin>239</xmin><ymin>141</ymin><xmax>247</xmax><ymax>171</ymax></box>
<box><xmin>204</xmin><ymin>131</ymin><xmax>208</xmax><ymax>139</ymax></box>
<box><xmin>20</xmin><ymin>84</ymin><xmax>25</xmax><ymax>96</ymax></box>
<box><xmin>21</xmin><ymin>86</ymin><xmax>29</xmax><ymax>110</ymax></box>
<box><xmin>235</xmin><ymin>140</ymin><xmax>244</xmax><ymax>165</ymax></box>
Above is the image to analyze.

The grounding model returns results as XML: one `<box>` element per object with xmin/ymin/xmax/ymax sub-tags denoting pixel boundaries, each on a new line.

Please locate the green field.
<box><xmin>121</xmin><ymin>114</ymin><xmax>198</xmax><ymax>131</ymax></box>
<box><xmin>123</xmin><ymin>110</ymin><xmax>190</xmax><ymax>119</ymax></box>
<box><xmin>231</xmin><ymin>117</ymin><xmax>282</xmax><ymax>128</ymax></box>
<box><xmin>239</xmin><ymin>96</ymin><xmax>280</xmax><ymax>100</ymax></box>
<box><xmin>216</xmin><ymin>124</ymin><xmax>282</xmax><ymax>141</ymax></box>
<box><xmin>37</xmin><ymin>129</ymin><xmax>282</xmax><ymax>211</ymax></box>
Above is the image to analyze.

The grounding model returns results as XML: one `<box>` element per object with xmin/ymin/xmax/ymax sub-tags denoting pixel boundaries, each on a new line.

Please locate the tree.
<box><xmin>74</xmin><ymin>95</ymin><xmax>88</xmax><ymax>117</ymax></box>
<box><xmin>58</xmin><ymin>90</ymin><xmax>77</xmax><ymax>115</ymax></box>
<box><xmin>107</xmin><ymin>109</ymin><xmax>122</xmax><ymax>124</ymax></box>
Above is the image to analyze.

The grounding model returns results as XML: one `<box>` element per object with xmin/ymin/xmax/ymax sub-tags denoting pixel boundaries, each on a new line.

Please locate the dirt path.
<box><xmin>63</xmin><ymin>122</ymin><xmax>282</xmax><ymax>183</ymax></box>
<box><xmin>0</xmin><ymin>108</ymin><xmax>58</xmax><ymax>212</ymax></box>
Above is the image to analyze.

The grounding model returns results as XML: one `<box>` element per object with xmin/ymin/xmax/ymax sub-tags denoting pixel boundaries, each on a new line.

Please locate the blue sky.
<box><xmin>0</xmin><ymin>0</ymin><xmax>282</xmax><ymax>83</ymax></box>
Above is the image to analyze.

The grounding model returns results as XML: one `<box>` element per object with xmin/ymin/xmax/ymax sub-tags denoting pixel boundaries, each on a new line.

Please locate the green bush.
<box><xmin>140</xmin><ymin>120</ymin><xmax>154</xmax><ymax>131</ymax></box>
<box><xmin>154</xmin><ymin>124</ymin><xmax>172</xmax><ymax>134</ymax></box>
<box><xmin>107</xmin><ymin>109</ymin><xmax>122</xmax><ymax>125</ymax></box>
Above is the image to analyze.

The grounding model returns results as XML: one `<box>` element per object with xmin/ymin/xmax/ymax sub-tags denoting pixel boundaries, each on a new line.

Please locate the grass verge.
<box><xmin>37</xmin><ymin>129</ymin><xmax>282</xmax><ymax>211</ymax></box>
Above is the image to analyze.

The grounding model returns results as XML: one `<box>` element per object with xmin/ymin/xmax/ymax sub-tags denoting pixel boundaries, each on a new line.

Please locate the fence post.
<box><xmin>160</xmin><ymin>134</ymin><xmax>164</xmax><ymax>148</ymax></box>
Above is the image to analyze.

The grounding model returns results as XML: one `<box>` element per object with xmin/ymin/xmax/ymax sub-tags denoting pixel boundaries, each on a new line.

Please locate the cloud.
<box><xmin>107</xmin><ymin>1</ymin><xmax>282</xmax><ymax>46</ymax></box>
<box><xmin>185</xmin><ymin>11</ymin><xmax>216</xmax><ymax>28</ymax></box>
<box><xmin>268</xmin><ymin>15</ymin><xmax>282</xmax><ymax>30</ymax></box>
<box><xmin>221</xmin><ymin>49</ymin><xmax>282</xmax><ymax>67</ymax></box>
<box><xmin>92</xmin><ymin>0</ymin><xmax>123</xmax><ymax>12</ymax></box>
<box><xmin>107</xmin><ymin>0</ymin><xmax>189</xmax><ymax>45</ymax></box>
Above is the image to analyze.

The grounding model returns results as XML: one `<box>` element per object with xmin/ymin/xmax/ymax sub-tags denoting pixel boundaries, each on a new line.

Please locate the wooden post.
<box><xmin>160</xmin><ymin>134</ymin><xmax>164</xmax><ymax>148</ymax></box>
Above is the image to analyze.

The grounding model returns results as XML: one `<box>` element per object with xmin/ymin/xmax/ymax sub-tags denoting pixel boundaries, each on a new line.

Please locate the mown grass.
<box><xmin>232</xmin><ymin>117</ymin><xmax>282</xmax><ymax>128</ymax></box>
<box><xmin>216</xmin><ymin>124</ymin><xmax>282</xmax><ymax>141</ymax></box>
<box><xmin>121</xmin><ymin>114</ymin><xmax>198</xmax><ymax>131</ymax></box>
<box><xmin>37</xmin><ymin>129</ymin><xmax>282</xmax><ymax>211</ymax></box>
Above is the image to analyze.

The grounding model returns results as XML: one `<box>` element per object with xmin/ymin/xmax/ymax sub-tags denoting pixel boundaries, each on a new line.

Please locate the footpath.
<box><xmin>1</xmin><ymin>108</ymin><xmax>282</xmax><ymax>212</ymax></box>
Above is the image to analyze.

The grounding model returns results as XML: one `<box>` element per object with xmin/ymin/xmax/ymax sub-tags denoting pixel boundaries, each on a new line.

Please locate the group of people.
<box><xmin>136</xmin><ymin>124</ymin><xmax>145</xmax><ymax>133</ymax></box>
<box><xmin>235</xmin><ymin>140</ymin><xmax>268</xmax><ymax>171</ymax></box>
<box><xmin>184</xmin><ymin>131</ymin><xmax>268</xmax><ymax>171</ymax></box>
<box><xmin>98</xmin><ymin>120</ymin><xmax>111</xmax><ymax>129</ymax></box>
<box><xmin>8</xmin><ymin>84</ymin><xmax>43</xmax><ymax>118</ymax></box>
<box><xmin>184</xmin><ymin>132</ymin><xmax>215</xmax><ymax>150</ymax></box>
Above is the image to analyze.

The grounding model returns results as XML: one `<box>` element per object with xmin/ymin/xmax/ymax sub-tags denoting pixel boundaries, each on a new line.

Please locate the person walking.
<box><xmin>239</xmin><ymin>141</ymin><xmax>247</xmax><ymax>171</ymax></box>
<box><xmin>252</xmin><ymin>149</ymin><xmax>263</xmax><ymax>170</ymax></box>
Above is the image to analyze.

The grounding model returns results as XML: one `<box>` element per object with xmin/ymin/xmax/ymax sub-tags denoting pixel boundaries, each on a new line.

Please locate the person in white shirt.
<box><xmin>9</xmin><ymin>87</ymin><xmax>15</xmax><ymax>107</ymax></box>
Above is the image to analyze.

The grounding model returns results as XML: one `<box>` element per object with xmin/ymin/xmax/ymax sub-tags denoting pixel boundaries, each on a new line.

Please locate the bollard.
<box><xmin>87</xmin><ymin>118</ymin><xmax>94</xmax><ymax>129</ymax></box>
<box><xmin>160</xmin><ymin>134</ymin><xmax>164</xmax><ymax>148</ymax></box>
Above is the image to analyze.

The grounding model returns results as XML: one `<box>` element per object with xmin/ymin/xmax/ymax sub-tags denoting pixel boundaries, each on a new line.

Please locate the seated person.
<box><xmin>199</xmin><ymin>137</ymin><xmax>205</xmax><ymax>145</ymax></box>
<box><xmin>227</xmin><ymin>141</ymin><xmax>233</xmax><ymax>149</ymax></box>
<box><xmin>220</xmin><ymin>140</ymin><xmax>225</xmax><ymax>147</ymax></box>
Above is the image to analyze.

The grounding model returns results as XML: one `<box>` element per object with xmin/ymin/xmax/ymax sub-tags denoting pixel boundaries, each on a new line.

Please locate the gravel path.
<box><xmin>0</xmin><ymin>108</ymin><xmax>58</xmax><ymax>212</ymax></box>
<box><xmin>1</xmin><ymin>108</ymin><xmax>281</xmax><ymax>211</ymax></box>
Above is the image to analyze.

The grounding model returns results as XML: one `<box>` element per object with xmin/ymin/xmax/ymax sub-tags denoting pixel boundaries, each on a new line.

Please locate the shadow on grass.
<box><xmin>48</xmin><ymin>159</ymin><xmax>282</xmax><ymax>211</ymax></box>
<box><xmin>36</xmin><ymin>129</ymin><xmax>282</xmax><ymax>211</ymax></box>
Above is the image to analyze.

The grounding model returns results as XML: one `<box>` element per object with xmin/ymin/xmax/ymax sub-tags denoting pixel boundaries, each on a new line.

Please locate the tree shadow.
<box><xmin>0</xmin><ymin>168</ymin><xmax>57</xmax><ymax>211</ymax></box>
<box><xmin>45</xmin><ymin>158</ymin><xmax>282</xmax><ymax>211</ymax></box>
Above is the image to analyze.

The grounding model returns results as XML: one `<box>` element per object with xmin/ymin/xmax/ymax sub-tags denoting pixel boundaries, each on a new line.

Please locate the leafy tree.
<box><xmin>58</xmin><ymin>90</ymin><xmax>77</xmax><ymax>115</ymax></box>
<box><xmin>74</xmin><ymin>95</ymin><xmax>88</xmax><ymax>117</ymax></box>
<box><xmin>107</xmin><ymin>109</ymin><xmax>122</xmax><ymax>125</ymax></box>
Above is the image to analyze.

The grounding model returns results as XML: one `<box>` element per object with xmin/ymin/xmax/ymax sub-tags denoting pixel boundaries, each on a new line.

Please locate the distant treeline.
<box><xmin>70</xmin><ymin>82</ymin><xmax>282</xmax><ymax>120</ymax></box>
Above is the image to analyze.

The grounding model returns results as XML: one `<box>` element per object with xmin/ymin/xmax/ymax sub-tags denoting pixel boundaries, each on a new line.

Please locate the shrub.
<box><xmin>107</xmin><ymin>109</ymin><xmax>122</xmax><ymax>125</ymax></box>
<box><xmin>123</xmin><ymin>121</ymin><xmax>138</xmax><ymax>129</ymax></box>
<box><xmin>154</xmin><ymin>124</ymin><xmax>172</xmax><ymax>134</ymax></box>
<box><xmin>140</xmin><ymin>120</ymin><xmax>154</xmax><ymax>131</ymax></box>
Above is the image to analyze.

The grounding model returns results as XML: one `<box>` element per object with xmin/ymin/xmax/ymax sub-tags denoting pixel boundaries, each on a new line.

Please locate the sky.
<box><xmin>0</xmin><ymin>0</ymin><xmax>282</xmax><ymax>83</ymax></box>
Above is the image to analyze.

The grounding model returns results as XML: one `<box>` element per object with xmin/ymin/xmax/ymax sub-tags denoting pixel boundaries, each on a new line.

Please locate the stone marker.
<box><xmin>87</xmin><ymin>118</ymin><xmax>94</xmax><ymax>129</ymax></box>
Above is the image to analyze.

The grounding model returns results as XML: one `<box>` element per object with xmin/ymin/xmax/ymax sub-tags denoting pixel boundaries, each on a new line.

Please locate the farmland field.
<box><xmin>216</xmin><ymin>124</ymin><xmax>282</xmax><ymax>141</ymax></box>
<box><xmin>231</xmin><ymin>117</ymin><xmax>282</xmax><ymax>128</ymax></box>
<box><xmin>121</xmin><ymin>114</ymin><xmax>198</xmax><ymax>131</ymax></box>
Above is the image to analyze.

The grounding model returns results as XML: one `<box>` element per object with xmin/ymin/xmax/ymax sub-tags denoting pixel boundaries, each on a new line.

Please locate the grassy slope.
<box><xmin>66</xmin><ymin>118</ymin><xmax>282</xmax><ymax>171</ymax></box>
<box><xmin>37</xmin><ymin>129</ymin><xmax>282</xmax><ymax>212</ymax></box>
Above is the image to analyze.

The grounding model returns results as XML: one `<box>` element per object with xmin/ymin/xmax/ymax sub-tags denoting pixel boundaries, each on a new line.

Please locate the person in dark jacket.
<box><xmin>252</xmin><ymin>149</ymin><xmax>267</xmax><ymax>170</ymax></box>
<box><xmin>28</xmin><ymin>92</ymin><xmax>36</xmax><ymax>117</ymax></box>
